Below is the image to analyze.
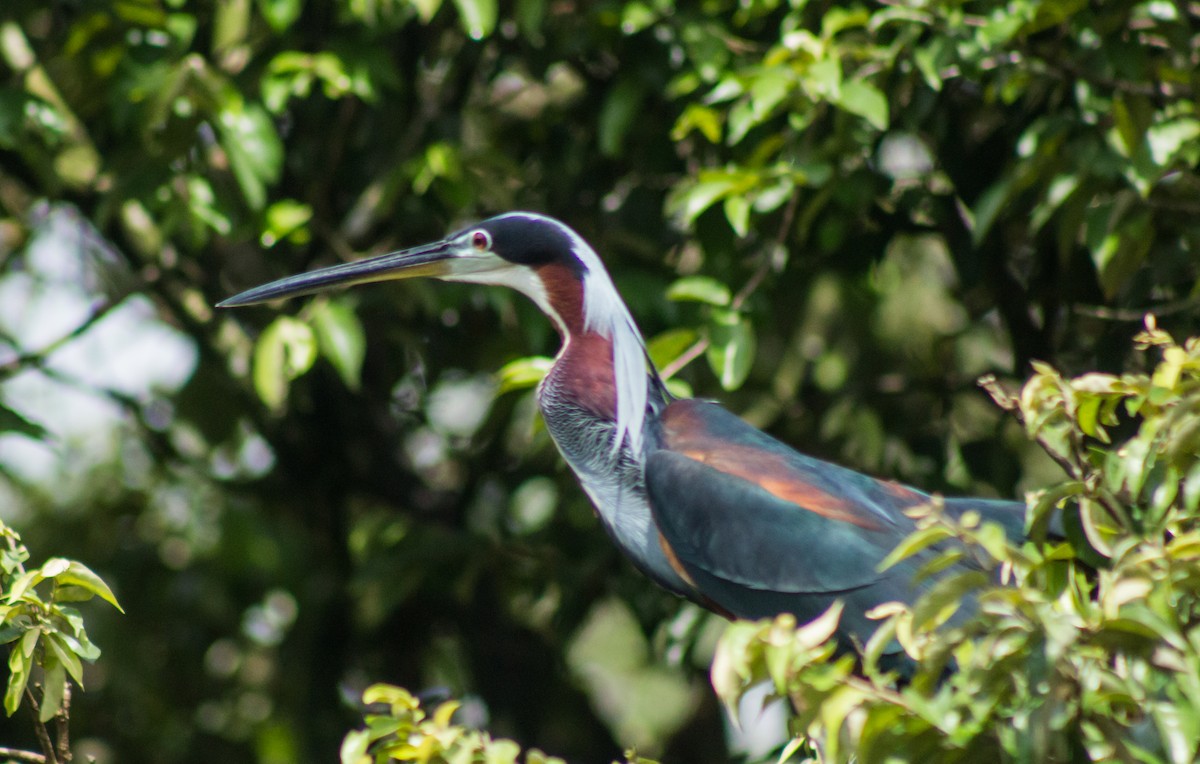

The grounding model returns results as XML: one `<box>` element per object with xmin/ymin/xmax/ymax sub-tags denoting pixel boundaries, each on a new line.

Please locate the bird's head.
<box><xmin>220</xmin><ymin>212</ymin><xmax>654</xmax><ymax>451</ymax></box>
<box><xmin>221</xmin><ymin>212</ymin><xmax>624</xmax><ymax>339</ymax></box>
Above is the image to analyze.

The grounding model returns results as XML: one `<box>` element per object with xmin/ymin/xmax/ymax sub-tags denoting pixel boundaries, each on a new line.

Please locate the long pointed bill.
<box><xmin>217</xmin><ymin>240</ymin><xmax>454</xmax><ymax>307</ymax></box>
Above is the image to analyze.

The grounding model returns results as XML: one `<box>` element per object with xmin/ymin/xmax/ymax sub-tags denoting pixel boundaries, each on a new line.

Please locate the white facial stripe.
<box><xmin>439</xmin><ymin>252</ymin><xmax>569</xmax><ymax>339</ymax></box>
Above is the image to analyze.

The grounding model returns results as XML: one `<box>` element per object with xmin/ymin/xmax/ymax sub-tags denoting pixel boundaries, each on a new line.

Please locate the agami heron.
<box><xmin>221</xmin><ymin>212</ymin><xmax>1028</xmax><ymax>667</ymax></box>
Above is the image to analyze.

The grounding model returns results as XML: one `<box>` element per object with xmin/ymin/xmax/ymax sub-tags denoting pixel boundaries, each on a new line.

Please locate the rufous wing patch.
<box><xmin>661</xmin><ymin>402</ymin><xmax>881</xmax><ymax>530</ymax></box>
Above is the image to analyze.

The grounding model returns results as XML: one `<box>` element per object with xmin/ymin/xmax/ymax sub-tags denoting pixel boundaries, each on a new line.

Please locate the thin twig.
<box><xmin>731</xmin><ymin>190</ymin><xmax>801</xmax><ymax>311</ymax></box>
<box><xmin>1073</xmin><ymin>298</ymin><xmax>1200</xmax><ymax>321</ymax></box>
<box><xmin>0</xmin><ymin>746</ymin><xmax>46</xmax><ymax>763</ymax></box>
<box><xmin>24</xmin><ymin>687</ymin><xmax>58</xmax><ymax>764</ymax></box>
<box><xmin>660</xmin><ymin>337</ymin><xmax>709</xmax><ymax>381</ymax></box>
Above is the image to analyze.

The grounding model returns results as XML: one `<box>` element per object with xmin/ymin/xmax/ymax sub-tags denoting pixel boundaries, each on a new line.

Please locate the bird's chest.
<box><xmin>537</xmin><ymin>365</ymin><xmax>691</xmax><ymax>596</ymax></box>
<box><xmin>538</xmin><ymin>366</ymin><xmax>638</xmax><ymax>511</ymax></box>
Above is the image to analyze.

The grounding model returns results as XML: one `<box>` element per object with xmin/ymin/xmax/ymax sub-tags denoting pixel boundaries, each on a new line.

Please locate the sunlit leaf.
<box><xmin>723</xmin><ymin>194</ymin><xmax>750</xmax><ymax>237</ymax></box>
<box><xmin>362</xmin><ymin>683</ymin><xmax>420</xmax><ymax>711</ymax></box>
<box><xmin>666</xmin><ymin>172</ymin><xmax>755</xmax><ymax>227</ymax></box>
<box><xmin>47</xmin><ymin>631</ymin><xmax>85</xmax><ymax>691</ymax></box>
<box><xmin>834</xmin><ymin>79</ymin><xmax>889</xmax><ymax>130</ymax></box>
<box><xmin>217</xmin><ymin>99</ymin><xmax>283</xmax><ymax>211</ymax></box>
<box><xmin>671</xmin><ymin>103</ymin><xmax>722</xmax><ymax>143</ymax></box>
<box><xmin>665</xmin><ymin>276</ymin><xmax>731</xmax><ymax>307</ymax></box>
<box><xmin>450</xmin><ymin>0</ymin><xmax>496</xmax><ymax>39</ymax></box>
<box><xmin>496</xmin><ymin>356</ymin><xmax>553</xmax><ymax>393</ymax></box>
<box><xmin>310</xmin><ymin>299</ymin><xmax>366</xmax><ymax>391</ymax></box>
<box><xmin>257</xmin><ymin>0</ymin><xmax>303</xmax><ymax>31</ymax></box>
<box><xmin>705</xmin><ymin>308</ymin><xmax>754</xmax><ymax>390</ymax></box>
<box><xmin>254</xmin><ymin>316</ymin><xmax>318</xmax><ymax>411</ymax></box>
<box><xmin>877</xmin><ymin>525</ymin><xmax>953</xmax><ymax>572</ymax></box>
<box><xmin>262</xmin><ymin>199</ymin><xmax>313</xmax><ymax>247</ymax></box>
<box><xmin>647</xmin><ymin>328</ymin><xmax>700</xmax><ymax>371</ymax></box>
<box><xmin>339</xmin><ymin>728</ymin><xmax>371</xmax><ymax>764</ymax></box>
<box><xmin>55</xmin><ymin>561</ymin><xmax>124</xmax><ymax>613</ymax></box>
<box><xmin>1146</xmin><ymin>117</ymin><xmax>1200</xmax><ymax>168</ymax></box>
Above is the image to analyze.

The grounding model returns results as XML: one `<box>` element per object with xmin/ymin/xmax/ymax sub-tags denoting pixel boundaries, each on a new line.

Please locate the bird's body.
<box><xmin>221</xmin><ymin>212</ymin><xmax>1027</xmax><ymax>665</ymax></box>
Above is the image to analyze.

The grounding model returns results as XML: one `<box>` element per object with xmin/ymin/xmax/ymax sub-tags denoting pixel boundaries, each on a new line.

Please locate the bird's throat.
<box><xmin>549</xmin><ymin>332</ymin><xmax>618</xmax><ymax>420</ymax></box>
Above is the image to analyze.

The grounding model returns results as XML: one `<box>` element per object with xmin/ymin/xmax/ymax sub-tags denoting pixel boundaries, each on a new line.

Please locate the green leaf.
<box><xmin>340</xmin><ymin>728</ymin><xmax>371</xmax><ymax>764</ymax></box>
<box><xmin>666</xmin><ymin>172</ymin><xmax>755</xmax><ymax>227</ymax></box>
<box><xmin>217</xmin><ymin>99</ymin><xmax>283</xmax><ymax>211</ymax></box>
<box><xmin>254</xmin><ymin>316</ymin><xmax>318</xmax><ymax>411</ymax></box>
<box><xmin>362</xmin><ymin>683</ymin><xmax>420</xmax><ymax>711</ymax></box>
<box><xmin>877</xmin><ymin>524</ymin><xmax>953</xmax><ymax>572</ymax></box>
<box><xmin>256</xmin><ymin>0</ymin><xmax>303</xmax><ymax>31</ymax></box>
<box><xmin>1079</xmin><ymin>497</ymin><xmax>1118</xmax><ymax>558</ymax></box>
<box><xmin>514</xmin><ymin>0</ymin><xmax>544</xmax><ymax>39</ymax></box>
<box><xmin>1112</xmin><ymin>93</ymin><xmax>1153</xmax><ymax>158</ymax></box>
<box><xmin>186</xmin><ymin>175</ymin><xmax>232</xmax><ymax>236</ymax></box>
<box><xmin>723</xmin><ymin>195</ymin><xmax>750</xmax><ymax>237</ymax></box>
<box><xmin>4</xmin><ymin>645</ymin><xmax>30</xmax><ymax>716</ymax></box>
<box><xmin>484</xmin><ymin>739</ymin><xmax>520</xmax><ymax>764</ymax></box>
<box><xmin>598</xmin><ymin>78</ymin><xmax>644</xmax><ymax>158</ymax></box>
<box><xmin>6</xmin><ymin>569</ymin><xmax>42</xmax><ymax>605</ymax></box>
<box><xmin>450</xmin><ymin>0</ymin><xmax>497</xmax><ymax>39</ymax></box>
<box><xmin>53</xmin><ymin>625</ymin><xmax>100</xmax><ymax>662</ymax></box>
<box><xmin>834</xmin><ymin>80</ymin><xmax>889</xmax><ymax>130</ymax></box>
<box><xmin>39</xmin><ymin>557</ymin><xmax>70</xmax><ymax>578</ymax></box>
<box><xmin>261</xmin><ymin>199</ymin><xmax>313</xmax><ymax>247</ymax></box>
<box><xmin>0</xmin><ymin>403</ymin><xmax>48</xmax><ymax>440</ymax></box>
<box><xmin>1146</xmin><ymin>117</ymin><xmax>1200</xmax><ymax>168</ymax></box>
<box><xmin>39</xmin><ymin>653</ymin><xmax>66</xmax><ymax>722</ymax></box>
<box><xmin>646</xmin><ymin>328</ymin><xmax>700</xmax><ymax>371</ymax></box>
<box><xmin>663</xmin><ymin>378</ymin><xmax>693</xmax><ymax>398</ymax></box>
<box><xmin>496</xmin><ymin>356</ymin><xmax>553</xmax><ymax>393</ymax></box>
<box><xmin>0</xmin><ymin>621</ymin><xmax>24</xmax><ymax>645</ymax></box>
<box><xmin>665</xmin><ymin>276</ymin><xmax>731</xmax><ymax>306</ymax></box>
<box><xmin>55</xmin><ymin>561</ymin><xmax>124</xmax><ymax>613</ymax></box>
<box><xmin>213</xmin><ymin>0</ymin><xmax>250</xmax><ymax>53</ymax></box>
<box><xmin>44</xmin><ymin>632</ymin><xmax>83</xmax><ymax>687</ymax></box>
<box><xmin>310</xmin><ymin>300</ymin><xmax>367</xmax><ymax>392</ymax></box>
<box><xmin>969</xmin><ymin>178</ymin><xmax>1012</xmax><ymax>245</ymax></box>
<box><xmin>805</xmin><ymin>57</ymin><xmax>841</xmax><ymax>99</ymax></box>
<box><xmin>671</xmin><ymin>103</ymin><xmax>722</xmax><ymax>143</ymax></box>
<box><xmin>911</xmin><ymin>569</ymin><xmax>988</xmax><ymax>631</ymax></box>
<box><xmin>705</xmin><ymin>308</ymin><xmax>755</xmax><ymax>390</ymax></box>
<box><xmin>16</xmin><ymin>622</ymin><xmax>36</xmax><ymax>654</ymax></box>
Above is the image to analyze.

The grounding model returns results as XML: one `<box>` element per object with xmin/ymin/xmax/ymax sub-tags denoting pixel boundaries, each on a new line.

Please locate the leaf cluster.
<box><xmin>713</xmin><ymin>325</ymin><xmax>1200</xmax><ymax>762</ymax></box>
<box><xmin>340</xmin><ymin>683</ymin><xmax>567</xmax><ymax>764</ymax></box>
<box><xmin>0</xmin><ymin>520</ymin><xmax>121</xmax><ymax>734</ymax></box>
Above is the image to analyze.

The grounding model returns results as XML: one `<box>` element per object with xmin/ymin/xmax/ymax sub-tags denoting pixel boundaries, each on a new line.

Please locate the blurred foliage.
<box><xmin>340</xmin><ymin>683</ymin><xmax>567</xmax><ymax>764</ymax></box>
<box><xmin>340</xmin><ymin>682</ymin><xmax>669</xmax><ymax>764</ymax></box>
<box><xmin>0</xmin><ymin>519</ymin><xmax>121</xmax><ymax>762</ymax></box>
<box><xmin>0</xmin><ymin>0</ymin><xmax>1197</xmax><ymax>761</ymax></box>
<box><xmin>715</xmin><ymin>323</ymin><xmax>1200</xmax><ymax>762</ymax></box>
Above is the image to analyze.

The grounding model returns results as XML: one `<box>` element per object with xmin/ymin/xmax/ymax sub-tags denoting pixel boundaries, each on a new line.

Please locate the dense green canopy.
<box><xmin>1</xmin><ymin>0</ymin><xmax>1198</xmax><ymax>762</ymax></box>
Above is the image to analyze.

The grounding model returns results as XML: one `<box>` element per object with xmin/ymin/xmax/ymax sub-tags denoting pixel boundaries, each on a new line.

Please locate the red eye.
<box><xmin>471</xmin><ymin>230</ymin><xmax>490</xmax><ymax>250</ymax></box>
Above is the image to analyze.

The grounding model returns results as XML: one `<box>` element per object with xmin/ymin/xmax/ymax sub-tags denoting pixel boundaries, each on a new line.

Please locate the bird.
<box><xmin>220</xmin><ymin>212</ymin><xmax>1029</xmax><ymax>671</ymax></box>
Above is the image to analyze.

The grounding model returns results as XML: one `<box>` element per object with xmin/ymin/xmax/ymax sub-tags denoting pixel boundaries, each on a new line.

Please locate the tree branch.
<box><xmin>0</xmin><ymin>746</ymin><xmax>46</xmax><ymax>763</ymax></box>
<box><xmin>24</xmin><ymin>687</ymin><xmax>58</xmax><ymax>764</ymax></box>
<box><xmin>54</xmin><ymin>684</ymin><xmax>70</xmax><ymax>763</ymax></box>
